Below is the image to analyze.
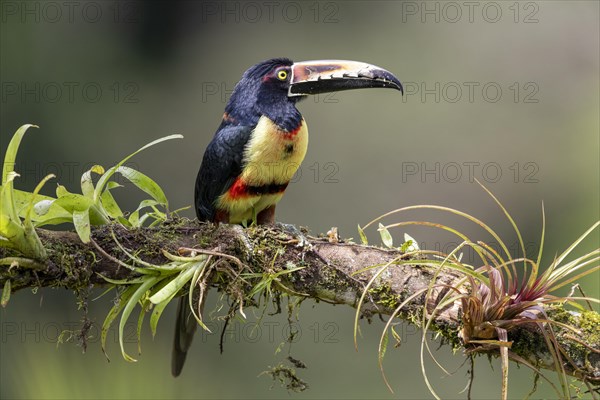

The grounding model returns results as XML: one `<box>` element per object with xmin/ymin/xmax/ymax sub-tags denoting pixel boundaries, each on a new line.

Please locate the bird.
<box><xmin>172</xmin><ymin>58</ymin><xmax>403</xmax><ymax>376</ymax></box>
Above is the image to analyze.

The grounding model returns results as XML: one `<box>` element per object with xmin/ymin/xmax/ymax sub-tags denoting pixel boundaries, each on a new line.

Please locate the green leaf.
<box><xmin>0</xmin><ymin>218</ymin><xmax>24</xmax><ymax>251</ymax></box>
<box><xmin>119</xmin><ymin>276</ymin><xmax>159</xmax><ymax>362</ymax></box>
<box><xmin>73</xmin><ymin>209</ymin><xmax>91</xmax><ymax>243</ymax></box>
<box><xmin>23</xmin><ymin>174</ymin><xmax>54</xmax><ymax>224</ymax></box>
<box><xmin>379</xmin><ymin>328</ymin><xmax>388</xmax><ymax>361</ymax></box>
<box><xmin>101</xmin><ymin>285</ymin><xmax>137</xmax><ymax>360</ymax></box>
<box><xmin>358</xmin><ymin>224</ymin><xmax>368</xmax><ymax>245</ymax></box>
<box><xmin>0</xmin><ymin>128</ymin><xmax>45</xmax><ymax>254</ymax></box>
<box><xmin>1</xmin><ymin>188</ymin><xmax>70</xmax><ymax>227</ymax></box>
<box><xmin>81</xmin><ymin>165</ymin><xmax>104</xmax><ymax>198</ymax></box>
<box><xmin>100</xmin><ymin>182</ymin><xmax>125</xmax><ymax>220</ymax></box>
<box><xmin>149</xmin><ymin>263</ymin><xmax>200</xmax><ymax>304</ymax></box>
<box><xmin>0</xmin><ymin>124</ymin><xmax>62</xmax><ymax>247</ymax></box>
<box><xmin>54</xmin><ymin>191</ymin><xmax>93</xmax><ymax>212</ymax></box>
<box><xmin>149</xmin><ymin>278</ymin><xmax>179</xmax><ymax>337</ymax></box>
<box><xmin>54</xmin><ymin>192</ymin><xmax>108</xmax><ymax>226</ymax></box>
<box><xmin>0</xmin><ymin>173</ymin><xmax>21</xmax><ymax>237</ymax></box>
<box><xmin>128</xmin><ymin>199</ymin><xmax>159</xmax><ymax>227</ymax></box>
<box><xmin>0</xmin><ymin>173</ymin><xmax>44</xmax><ymax>258</ymax></box>
<box><xmin>136</xmin><ymin>301</ymin><xmax>147</xmax><ymax>355</ymax></box>
<box><xmin>150</xmin><ymin>290</ymin><xmax>177</xmax><ymax>337</ymax></box>
<box><xmin>98</xmin><ymin>275</ymin><xmax>149</xmax><ymax>285</ymax></box>
<box><xmin>2</xmin><ymin>124</ymin><xmax>38</xmax><ymax>185</ymax></box>
<box><xmin>146</xmin><ymin>208</ymin><xmax>167</xmax><ymax>227</ymax></box>
<box><xmin>378</xmin><ymin>223</ymin><xmax>394</xmax><ymax>248</ymax></box>
<box><xmin>10</xmin><ymin>188</ymin><xmax>59</xmax><ymax>217</ymax></box>
<box><xmin>116</xmin><ymin>166</ymin><xmax>168</xmax><ymax>206</ymax></box>
<box><xmin>87</xmin><ymin>204</ymin><xmax>110</xmax><ymax>226</ymax></box>
<box><xmin>1</xmin><ymin>279</ymin><xmax>11</xmax><ymax>307</ymax></box>
<box><xmin>93</xmin><ymin>134</ymin><xmax>183</xmax><ymax>203</ymax></box>
<box><xmin>401</xmin><ymin>233</ymin><xmax>420</xmax><ymax>252</ymax></box>
<box><xmin>55</xmin><ymin>185</ymin><xmax>108</xmax><ymax>226</ymax></box>
<box><xmin>22</xmin><ymin>215</ymin><xmax>47</xmax><ymax>259</ymax></box>
<box><xmin>56</xmin><ymin>184</ymin><xmax>69</xmax><ymax>198</ymax></box>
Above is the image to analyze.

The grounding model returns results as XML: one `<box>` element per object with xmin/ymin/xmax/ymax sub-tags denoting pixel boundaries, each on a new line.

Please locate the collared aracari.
<box><xmin>172</xmin><ymin>58</ymin><xmax>403</xmax><ymax>376</ymax></box>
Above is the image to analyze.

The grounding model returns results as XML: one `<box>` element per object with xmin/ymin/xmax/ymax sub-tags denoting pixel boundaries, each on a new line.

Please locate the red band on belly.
<box><xmin>227</xmin><ymin>178</ymin><xmax>289</xmax><ymax>199</ymax></box>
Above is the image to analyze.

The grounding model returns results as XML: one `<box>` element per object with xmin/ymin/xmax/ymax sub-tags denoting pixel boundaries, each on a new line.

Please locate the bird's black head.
<box><xmin>224</xmin><ymin>58</ymin><xmax>302</xmax><ymax>132</ymax></box>
<box><xmin>221</xmin><ymin>57</ymin><xmax>403</xmax><ymax>132</ymax></box>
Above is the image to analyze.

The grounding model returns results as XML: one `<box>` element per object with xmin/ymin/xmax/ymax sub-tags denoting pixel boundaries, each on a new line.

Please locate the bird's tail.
<box><xmin>171</xmin><ymin>296</ymin><xmax>198</xmax><ymax>377</ymax></box>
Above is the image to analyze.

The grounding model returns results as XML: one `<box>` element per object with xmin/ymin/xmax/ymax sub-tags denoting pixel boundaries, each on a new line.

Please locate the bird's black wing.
<box><xmin>194</xmin><ymin>125</ymin><xmax>254</xmax><ymax>221</ymax></box>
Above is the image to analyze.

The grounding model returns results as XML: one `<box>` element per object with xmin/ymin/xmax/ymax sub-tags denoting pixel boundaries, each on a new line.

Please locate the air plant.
<box><xmin>357</xmin><ymin>182</ymin><xmax>599</xmax><ymax>400</ymax></box>
<box><xmin>456</xmin><ymin>213</ymin><xmax>599</xmax><ymax>400</ymax></box>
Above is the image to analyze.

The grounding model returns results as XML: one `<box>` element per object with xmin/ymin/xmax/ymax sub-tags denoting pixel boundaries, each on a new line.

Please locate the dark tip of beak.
<box><xmin>369</xmin><ymin>69</ymin><xmax>403</xmax><ymax>95</ymax></box>
<box><xmin>289</xmin><ymin>60</ymin><xmax>403</xmax><ymax>97</ymax></box>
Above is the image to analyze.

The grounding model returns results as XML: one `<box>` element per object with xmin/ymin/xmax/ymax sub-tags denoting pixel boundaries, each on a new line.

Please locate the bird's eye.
<box><xmin>277</xmin><ymin>70</ymin><xmax>288</xmax><ymax>81</ymax></box>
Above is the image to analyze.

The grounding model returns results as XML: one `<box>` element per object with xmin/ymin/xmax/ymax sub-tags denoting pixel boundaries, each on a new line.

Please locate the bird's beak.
<box><xmin>288</xmin><ymin>60</ymin><xmax>403</xmax><ymax>97</ymax></box>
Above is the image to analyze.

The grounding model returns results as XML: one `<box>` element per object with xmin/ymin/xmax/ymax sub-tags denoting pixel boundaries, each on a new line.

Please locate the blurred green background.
<box><xmin>1</xmin><ymin>1</ymin><xmax>598</xmax><ymax>399</ymax></box>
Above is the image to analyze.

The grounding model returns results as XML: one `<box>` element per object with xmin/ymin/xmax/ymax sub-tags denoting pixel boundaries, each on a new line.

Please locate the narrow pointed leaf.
<box><xmin>9</xmin><ymin>188</ymin><xmax>67</xmax><ymax>222</ymax></box>
<box><xmin>136</xmin><ymin>301</ymin><xmax>148</xmax><ymax>355</ymax></box>
<box><xmin>358</xmin><ymin>224</ymin><xmax>368</xmax><ymax>245</ymax></box>
<box><xmin>116</xmin><ymin>166</ymin><xmax>168</xmax><ymax>206</ymax></box>
<box><xmin>0</xmin><ymin>173</ymin><xmax>20</xmax><ymax>233</ymax></box>
<box><xmin>54</xmin><ymin>193</ymin><xmax>93</xmax><ymax>213</ymax></box>
<box><xmin>149</xmin><ymin>280</ymin><xmax>179</xmax><ymax>337</ymax></box>
<box><xmin>100</xmin><ymin>182</ymin><xmax>124</xmax><ymax>220</ymax></box>
<box><xmin>149</xmin><ymin>263</ymin><xmax>199</xmax><ymax>304</ymax></box>
<box><xmin>73</xmin><ymin>209</ymin><xmax>91</xmax><ymax>243</ymax></box>
<box><xmin>1</xmin><ymin>279</ymin><xmax>11</xmax><ymax>307</ymax></box>
<box><xmin>24</xmin><ymin>174</ymin><xmax>55</xmax><ymax>225</ymax></box>
<box><xmin>2</xmin><ymin>124</ymin><xmax>38</xmax><ymax>185</ymax></box>
<box><xmin>128</xmin><ymin>199</ymin><xmax>159</xmax><ymax>227</ymax></box>
<box><xmin>94</xmin><ymin>134</ymin><xmax>183</xmax><ymax>203</ymax></box>
<box><xmin>403</xmin><ymin>233</ymin><xmax>420</xmax><ymax>251</ymax></box>
<box><xmin>81</xmin><ymin>165</ymin><xmax>104</xmax><ymax>198</ymax></box>
<box><xmin>101</xmin><ymin>285</ymin><xmax>137</xmax><ymax>359</ymax></box>
<box><xmin>119</xmin><ymin>276</ymin><xmax>159</xmax><ymax>362</ymax></box>
<box><xmin>378</xmin><ymin>223</ymin><xmax>394</xmax><ymax>248</ymax></box>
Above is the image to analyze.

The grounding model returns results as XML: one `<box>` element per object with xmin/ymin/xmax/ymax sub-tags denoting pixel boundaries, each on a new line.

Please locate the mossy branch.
<box><xmin>1</xmin><ymin>220</ymin><xmax>598</xmax><ymax>386</ymax></box>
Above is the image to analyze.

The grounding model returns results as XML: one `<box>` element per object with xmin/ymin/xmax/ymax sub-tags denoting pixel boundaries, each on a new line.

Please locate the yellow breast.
<box><xmin>240</xmin><ymin>116</ymin><xmax>309</xmax><ymax>185</ymax></box>
<box><xmin>216</xmin><ymin>116</ymin><xmax>309</xmax><ymax>223</ymax></box>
